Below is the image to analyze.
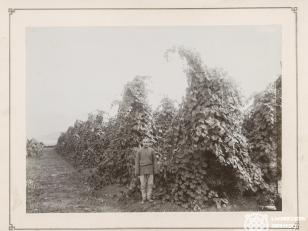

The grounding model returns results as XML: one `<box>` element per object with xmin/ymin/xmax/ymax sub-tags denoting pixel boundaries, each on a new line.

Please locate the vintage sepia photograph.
<box><xmin>25</xmin><ymin>25</ymin><xmax>283</xmax><ymax>213</ymax></box>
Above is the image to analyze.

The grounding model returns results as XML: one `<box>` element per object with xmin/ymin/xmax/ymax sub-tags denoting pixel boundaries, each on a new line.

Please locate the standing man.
<box><xmin>135</xmin><ymin>137</ymin><xmax>158</xmax><ymax>204</ymax></box>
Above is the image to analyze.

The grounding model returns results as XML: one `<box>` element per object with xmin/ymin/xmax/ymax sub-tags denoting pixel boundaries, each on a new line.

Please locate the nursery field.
<box><xmin>26</xmin><ymin>148</ymin><xmax>261</xmax><ymax>213</ymax></box>
<box><xmin>27</xmin><ymin>46</ymin><xmax>282</xmax><ymax>213</ymax></box>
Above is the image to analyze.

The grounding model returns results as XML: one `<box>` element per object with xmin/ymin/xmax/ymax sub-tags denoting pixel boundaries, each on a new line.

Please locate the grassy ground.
<box><xmin>27</xmin><ymin>148</ymin><xmax>261</xmax><ymax>213</ymax></box>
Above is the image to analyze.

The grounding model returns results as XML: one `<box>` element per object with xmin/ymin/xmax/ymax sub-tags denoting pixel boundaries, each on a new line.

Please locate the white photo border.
<box><xmin>8</xmin><ymin>7</ymin><xmax>298</xmax><ymax>230</ymax></box>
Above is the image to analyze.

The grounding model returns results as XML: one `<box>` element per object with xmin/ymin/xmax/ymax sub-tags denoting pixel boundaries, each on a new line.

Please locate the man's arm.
<box><xmin>135</xmin><ymin>150</ymin><xmax>140</xmax><ymax>176</ymax></box>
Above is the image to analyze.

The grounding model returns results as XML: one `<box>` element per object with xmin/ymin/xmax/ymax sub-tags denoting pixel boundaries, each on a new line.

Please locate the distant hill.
<box><xmin>34</xmin><ymin>131</ymin><xmax>62</xmax><ymax>145</ymax></box>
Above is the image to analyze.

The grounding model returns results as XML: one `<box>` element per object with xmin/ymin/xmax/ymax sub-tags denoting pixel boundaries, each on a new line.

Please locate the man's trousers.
<box><xmin>139</xmin><ymin>174</ymin><xmax>153</xmax><ymax>200</ymax></box>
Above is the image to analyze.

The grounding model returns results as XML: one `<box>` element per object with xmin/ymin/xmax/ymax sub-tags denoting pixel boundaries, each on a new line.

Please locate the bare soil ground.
<box><xmin>27</xmin><ymin>148</ymin><xmax>260</xmax><ymax>213</ymax></box>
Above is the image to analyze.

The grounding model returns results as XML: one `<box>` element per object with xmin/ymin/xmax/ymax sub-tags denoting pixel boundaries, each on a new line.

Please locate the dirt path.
<box><xmin>27</xmin><ymin>148</ymin><xmax>260</xmax><ymax>213</ymax></box>
<box><xmin>27</xmin><ymin>148</ymin><xmax>121</xmax><ymax>212</ymax></box>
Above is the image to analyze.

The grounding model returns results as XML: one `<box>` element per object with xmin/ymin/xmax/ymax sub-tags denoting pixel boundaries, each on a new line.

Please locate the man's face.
<box><xmin>143</xmin><ymin>139</ymin><xmax>150</xmax><ymax>148</ymax></box>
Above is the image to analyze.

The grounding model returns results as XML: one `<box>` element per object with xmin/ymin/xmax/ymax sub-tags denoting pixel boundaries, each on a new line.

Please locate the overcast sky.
<box><xmin>26</xmin><ymin>26</ymin><xmax>281</xmax><ymax>140</ymax></box>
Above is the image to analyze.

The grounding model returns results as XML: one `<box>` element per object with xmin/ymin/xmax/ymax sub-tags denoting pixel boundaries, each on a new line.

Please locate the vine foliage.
<box><xmin>156</xmin><ymin>46</ymin><xmax>269</xmax><ymax>209</ymax></box>
<box><xmin>55</xmin><ymin>46</ymin><xmax>279</xmax><ymax>210</ymax></box>
<box><xmin>243</xmin><ymin>75</ymin><xmax>282</xmax><ymax>193</ymax></box>
<box><xmin>27</xmin><ymin>139</ymin><xmax>44</xmax><ymax>158</ymax></box>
